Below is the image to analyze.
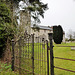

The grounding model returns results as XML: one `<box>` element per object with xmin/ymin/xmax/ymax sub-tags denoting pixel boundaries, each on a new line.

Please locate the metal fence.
<box><xmin>54</xmin><ymin>46</ymin><xmax>75</xmax><ymax>73</ymax></box>
<box><xmin>11</xmin><ymin>33</ymin><xmax>75</xmax><ymax>75</ymax></box>
<box><xmin>11</xmin><ymin>34</ymin><xmax>50</xmax><ymax>75</ymax></box>
<box><xmin>11</xmin><ymin>34</ymin><xmax>34</xmax><ymax>75</ymax></box>
<box><xmin>48</xmin><ymin>33</ymin><xmax>75</xmax><ymax>75</ymax></box>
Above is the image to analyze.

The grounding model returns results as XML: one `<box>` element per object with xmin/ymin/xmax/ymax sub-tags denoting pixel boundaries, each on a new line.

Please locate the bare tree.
<box><xmin>67</xmin><ymin>29</ymin><xmax>75</xmax><ymax>41</ymax></box>
<box><xmin>73</xmin><ymin>31</ymin><xmax>75</xmax><ymax>39</ymax></box>
<box><xmin>67</xmin><ymin>29</ymin><xmax>73</xmax><ymax>40</ymax></box>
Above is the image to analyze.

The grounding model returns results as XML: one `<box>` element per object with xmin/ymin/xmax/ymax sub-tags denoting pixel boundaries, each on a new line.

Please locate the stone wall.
<box><xmin>31</xmin><ymin>29</ymin><xmax>53</xmax><ymax>42</ymax></box>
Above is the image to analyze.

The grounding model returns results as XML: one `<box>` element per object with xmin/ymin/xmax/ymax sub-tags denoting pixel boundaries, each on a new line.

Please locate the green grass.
<box><xmin>33</xmin><ymin>42</ymin><xmax>75</xmax><ymax>75</ymax></box>
<box><xmin>0</xmin><ymin>42</ymin><xmax>75</xmax><ymax>75</ymax></box>
<box><xmin>54</xmin><ymin>42</ymin><xmax>75</xmax><ymax>75</ymax></box>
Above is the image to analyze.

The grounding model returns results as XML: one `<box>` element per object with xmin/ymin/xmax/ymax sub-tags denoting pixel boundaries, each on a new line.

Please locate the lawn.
<box><xmin>0</xmin><ymin>42</ymin><xmax>75</xmax><ymax>75</ymax></box>
<box><xmin>54</xmin><ymin>42</ymin><xmax>75</xmax><ymax>75</ymax></box>
<box><xmin>24</xmin><ymin>42</ymin><xmax>75</xmax><ymax>75</ymax></box>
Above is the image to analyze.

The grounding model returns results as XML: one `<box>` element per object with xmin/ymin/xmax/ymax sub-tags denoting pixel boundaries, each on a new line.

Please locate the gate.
<box><xmin>11</xmin><ymin>34</ymin><xmax>50</xmax><ymax>75</ymax></box>
<box><xmin>33</xmin><ymin>36</ymin><xmax>49</xmax><ymax>75</ymax></box>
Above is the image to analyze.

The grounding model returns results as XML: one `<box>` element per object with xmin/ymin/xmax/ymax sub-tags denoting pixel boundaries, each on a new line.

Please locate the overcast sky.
<box><xmin>40</xmin><ymin>0</ymin><xmax>75</xmax><ymax>37</ymax></box>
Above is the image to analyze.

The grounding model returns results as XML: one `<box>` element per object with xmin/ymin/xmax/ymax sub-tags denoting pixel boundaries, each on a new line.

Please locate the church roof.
<box><xmin>31</xmin><ymin>25</ymin><xmax>52</xmax><ymax>30</ymax></box>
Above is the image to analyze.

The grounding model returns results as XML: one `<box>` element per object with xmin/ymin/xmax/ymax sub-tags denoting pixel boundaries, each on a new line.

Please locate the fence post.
<box><xmin>32</xmin><ymin>34</ymin><xmax>34</xmax><ymax>75</ymax></box>
<box><xmin>48</xmin><ymin>33</ymin><xmax>54</xmax><ymax>75</ymax></box>
<box><xmin>18</xmin><ymin>37</ymin><xmax>22</xmax><ymax>75</ymax></box>
<box><xmin>11</xmin><ymin>39</ymin><xmax>15</xmax><ymax>71</ymax></box>
<box><xmin>46</xmin><ymin>40</ymin><xmax>49</xmax><ymax>75</ymax></box>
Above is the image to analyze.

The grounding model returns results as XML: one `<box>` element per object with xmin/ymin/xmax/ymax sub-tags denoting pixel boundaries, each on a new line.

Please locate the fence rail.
<box><xmin>56</xmin><ymin>46</ymin><xmax>75</xmax><ymax>47</ymax></box>
<box><xmin>54</xmin><ymin>66</ymin><xmax>75</xmax><ymax>73</ymax></box>
<box><xmin>54</xmin><ymin>57</ymin><xmax>75</xmax><ymax>61</ymax></box>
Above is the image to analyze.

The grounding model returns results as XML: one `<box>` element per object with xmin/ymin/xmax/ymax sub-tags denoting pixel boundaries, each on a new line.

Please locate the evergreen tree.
<box><xmin>0</xmin><ymin>2</ymin><xmax>12</xmax><ymax>58</ymax></box>
<box><xmin>53</xmin><ymin>25</ymin><xmax>63</xmax><ymax>44</ymax></box>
